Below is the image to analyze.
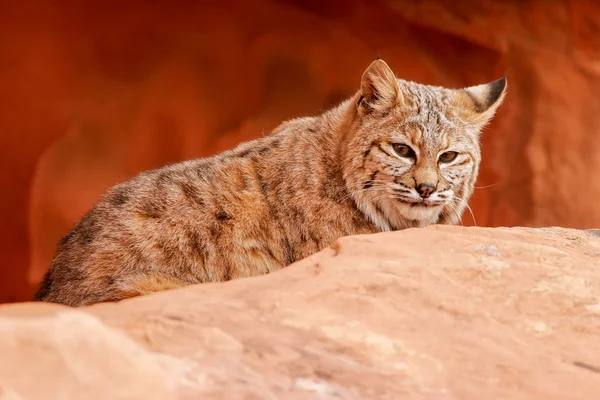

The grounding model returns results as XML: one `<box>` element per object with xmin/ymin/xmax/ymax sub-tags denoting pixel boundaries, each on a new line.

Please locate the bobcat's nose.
<box><xmin>416</xmin><ymin>183</ymin><xmax>436</xmax><ymax>199</ymax></box>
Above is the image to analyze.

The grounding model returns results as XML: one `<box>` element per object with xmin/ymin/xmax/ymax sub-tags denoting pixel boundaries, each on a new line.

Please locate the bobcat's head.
<box><xmin>343</xmin><ymin>59</ymin><xmax>507</xmax><ymax>230</ymax></box>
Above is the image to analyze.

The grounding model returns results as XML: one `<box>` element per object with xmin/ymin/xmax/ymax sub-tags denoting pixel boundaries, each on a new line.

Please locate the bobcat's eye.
<box><xmin>439</xmin><ymin>151</ymin><xmax>458</xmax><ymax>163</ymax></box>
<box><xmin>392</xmin><ymin>144</ymin><xmax>414</xmax><ymax>158</ymax></box>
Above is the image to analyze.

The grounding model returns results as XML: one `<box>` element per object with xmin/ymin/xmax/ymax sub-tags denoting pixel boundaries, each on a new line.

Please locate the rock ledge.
<box><xmin>1</xmin><ymin>226</ymin><xmax>600</xmax><ymax>399</ymax></box>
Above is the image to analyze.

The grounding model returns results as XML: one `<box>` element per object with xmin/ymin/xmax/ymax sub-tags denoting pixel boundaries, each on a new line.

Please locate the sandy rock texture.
<box><xmin>1</xmin><ymin>226</ymin><xmax>599</xmax><ymax>399</ymax></box>
<box><xmin>1</xmin><ymin>0</ymin><xmax>600</xmax><ymax>302</ymax></box>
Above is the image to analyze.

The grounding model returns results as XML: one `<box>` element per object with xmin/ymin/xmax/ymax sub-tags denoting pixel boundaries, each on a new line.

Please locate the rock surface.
<box><xmin>1</xmin><ymin>226</ymin><xmax>600</xmax><ymax>399</ymax></box>
<box><xmin>1</xmin><ymin>0</ymin><xmax>600</xmax><ymax>302</ymax></box>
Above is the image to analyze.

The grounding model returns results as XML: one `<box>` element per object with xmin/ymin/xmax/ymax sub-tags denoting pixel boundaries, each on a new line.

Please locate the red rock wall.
<box><xmin>1</xmin><ymin>0</ymin><xmax>599</xmax><ymax>303</ymax></box>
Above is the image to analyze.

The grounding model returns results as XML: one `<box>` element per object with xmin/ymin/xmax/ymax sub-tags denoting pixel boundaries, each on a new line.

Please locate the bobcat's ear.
<box><xmin>358</xmin><ymin>59</ymin><xmax>402</xmax><ymax>114</ymax></box>
<box><xmin>453</xmin><ymin>77</ymin><xmax>507</xmax><ymax>128</ymax></box>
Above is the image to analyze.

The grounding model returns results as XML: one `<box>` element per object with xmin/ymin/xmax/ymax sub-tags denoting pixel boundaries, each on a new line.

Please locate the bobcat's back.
<box><xmin>35</xmin><ymin>117</ymin><xmax>375</xmax><ymax>306</ymax></box>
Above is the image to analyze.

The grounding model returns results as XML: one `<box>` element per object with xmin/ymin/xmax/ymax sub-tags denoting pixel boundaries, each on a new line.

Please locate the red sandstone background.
<box><xmin>1</xmin><ymin>0</ymin><xmax>599</xmax><ymax>303</ymax></box>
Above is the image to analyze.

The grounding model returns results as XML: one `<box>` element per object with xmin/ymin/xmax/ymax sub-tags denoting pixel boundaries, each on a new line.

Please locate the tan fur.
<box><xmin>111</xmin><ymin>273</ymin><xmax>191</xmax><ymax>300</ymax></box>
<box><xmin>34</xmin><ymin>59</ymin><xmax>507</xmax><ymax>306</ymax></box>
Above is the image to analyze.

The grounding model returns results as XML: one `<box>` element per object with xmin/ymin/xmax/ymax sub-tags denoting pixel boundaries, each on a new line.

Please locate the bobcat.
<box><xmin>34</xmin><ymin>58</ymin><xmax>507</xmax><ymax>306</ymax></box>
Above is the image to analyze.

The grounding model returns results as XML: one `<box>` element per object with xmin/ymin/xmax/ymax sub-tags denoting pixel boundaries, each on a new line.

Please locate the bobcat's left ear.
<box><xmin>453</xmin><ymin>77</ymin><xmax>507</xmax><ymax>128</ymax></box>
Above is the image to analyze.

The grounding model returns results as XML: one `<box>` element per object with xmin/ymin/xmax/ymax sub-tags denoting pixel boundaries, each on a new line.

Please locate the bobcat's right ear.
<box><xmin>358</xmin><ymin>59</ymin><xmax>402</xmax><ymax>115</ymax></box>
<box><xmin>453</xmin><ymin>76</ymin><xmax>508</xmax><ymax>128</ymax></box>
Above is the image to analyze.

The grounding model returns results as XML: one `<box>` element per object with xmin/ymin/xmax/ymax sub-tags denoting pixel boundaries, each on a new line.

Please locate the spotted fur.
<box><xmin>35</xmin><ymin>59</ymin><xmax>507</xmax><ymax>306</ymax></box>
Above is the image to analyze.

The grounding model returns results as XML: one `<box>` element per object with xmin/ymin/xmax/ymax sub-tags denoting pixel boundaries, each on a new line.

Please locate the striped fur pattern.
<box><xmin>35</xmin><ymin>59</ymin><xmax>507</xmax><ymax>306</ymax></box>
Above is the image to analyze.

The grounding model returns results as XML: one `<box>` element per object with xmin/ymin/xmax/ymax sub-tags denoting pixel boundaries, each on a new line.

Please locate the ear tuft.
<box><xmin>359</xmin><ymin>59</ymin><xmax>402</xmax><ymax>114</ymax></box>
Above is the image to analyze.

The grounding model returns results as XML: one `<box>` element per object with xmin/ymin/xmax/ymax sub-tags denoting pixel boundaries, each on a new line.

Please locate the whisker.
<box><xmin>453</xmin><ymin>197</ymin><xmax>476</xmax><ymax>226</ymax></box>
<box><xmin>474</xmin><ymin>182</ymin><xmax>501</xmax><ymax>189</ymax></box>
<box><xmin>339</xmin><ymin>184</ymin><xmax>388</xmax><ymax>203</ymax></box>
<box><xmin>442</xmin><ymin>202</ymin><xmax>464</xmax><ymax>227</ymax></box>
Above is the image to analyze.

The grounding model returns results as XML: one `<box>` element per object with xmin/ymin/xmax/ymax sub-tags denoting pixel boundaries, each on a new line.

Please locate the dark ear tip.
<box><xmin>487</xmin><ymin>76</ymin><xmax>507</xmax><ymax>106</ymax></box>
<box><xmin>493</xmin><ymin>75</ymin><xmax>507</xmax><ymax>87</ymax></box>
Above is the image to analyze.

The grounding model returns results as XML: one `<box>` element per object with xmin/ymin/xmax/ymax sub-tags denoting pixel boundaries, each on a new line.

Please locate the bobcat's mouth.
<box><xmin>397</xmin><ymin>198</ymin><xmax>444</xmax><ymax>208</ymax></box>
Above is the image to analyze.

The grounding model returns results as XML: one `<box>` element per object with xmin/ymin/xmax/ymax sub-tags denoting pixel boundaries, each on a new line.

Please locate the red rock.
<box><xmin>1</xmin><ymin>1</ymin><xmax>599</xmax><ymax>303</ymax></box>
<box><xmin>1</xmin><ymin>226</ymin><xmax>600</xmax><ymax>399</ymax></box>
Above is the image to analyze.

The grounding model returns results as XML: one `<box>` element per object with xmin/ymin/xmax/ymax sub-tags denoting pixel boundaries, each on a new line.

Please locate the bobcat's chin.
<box><xmin>393</xmin><ymin>200</ymin><xmax>445</xmax><ymax>225</ymax></box>
<box><xmin>371</xmin><ymin>198</ymin><xmax>445</xmax><ymax>230</ymax></box>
